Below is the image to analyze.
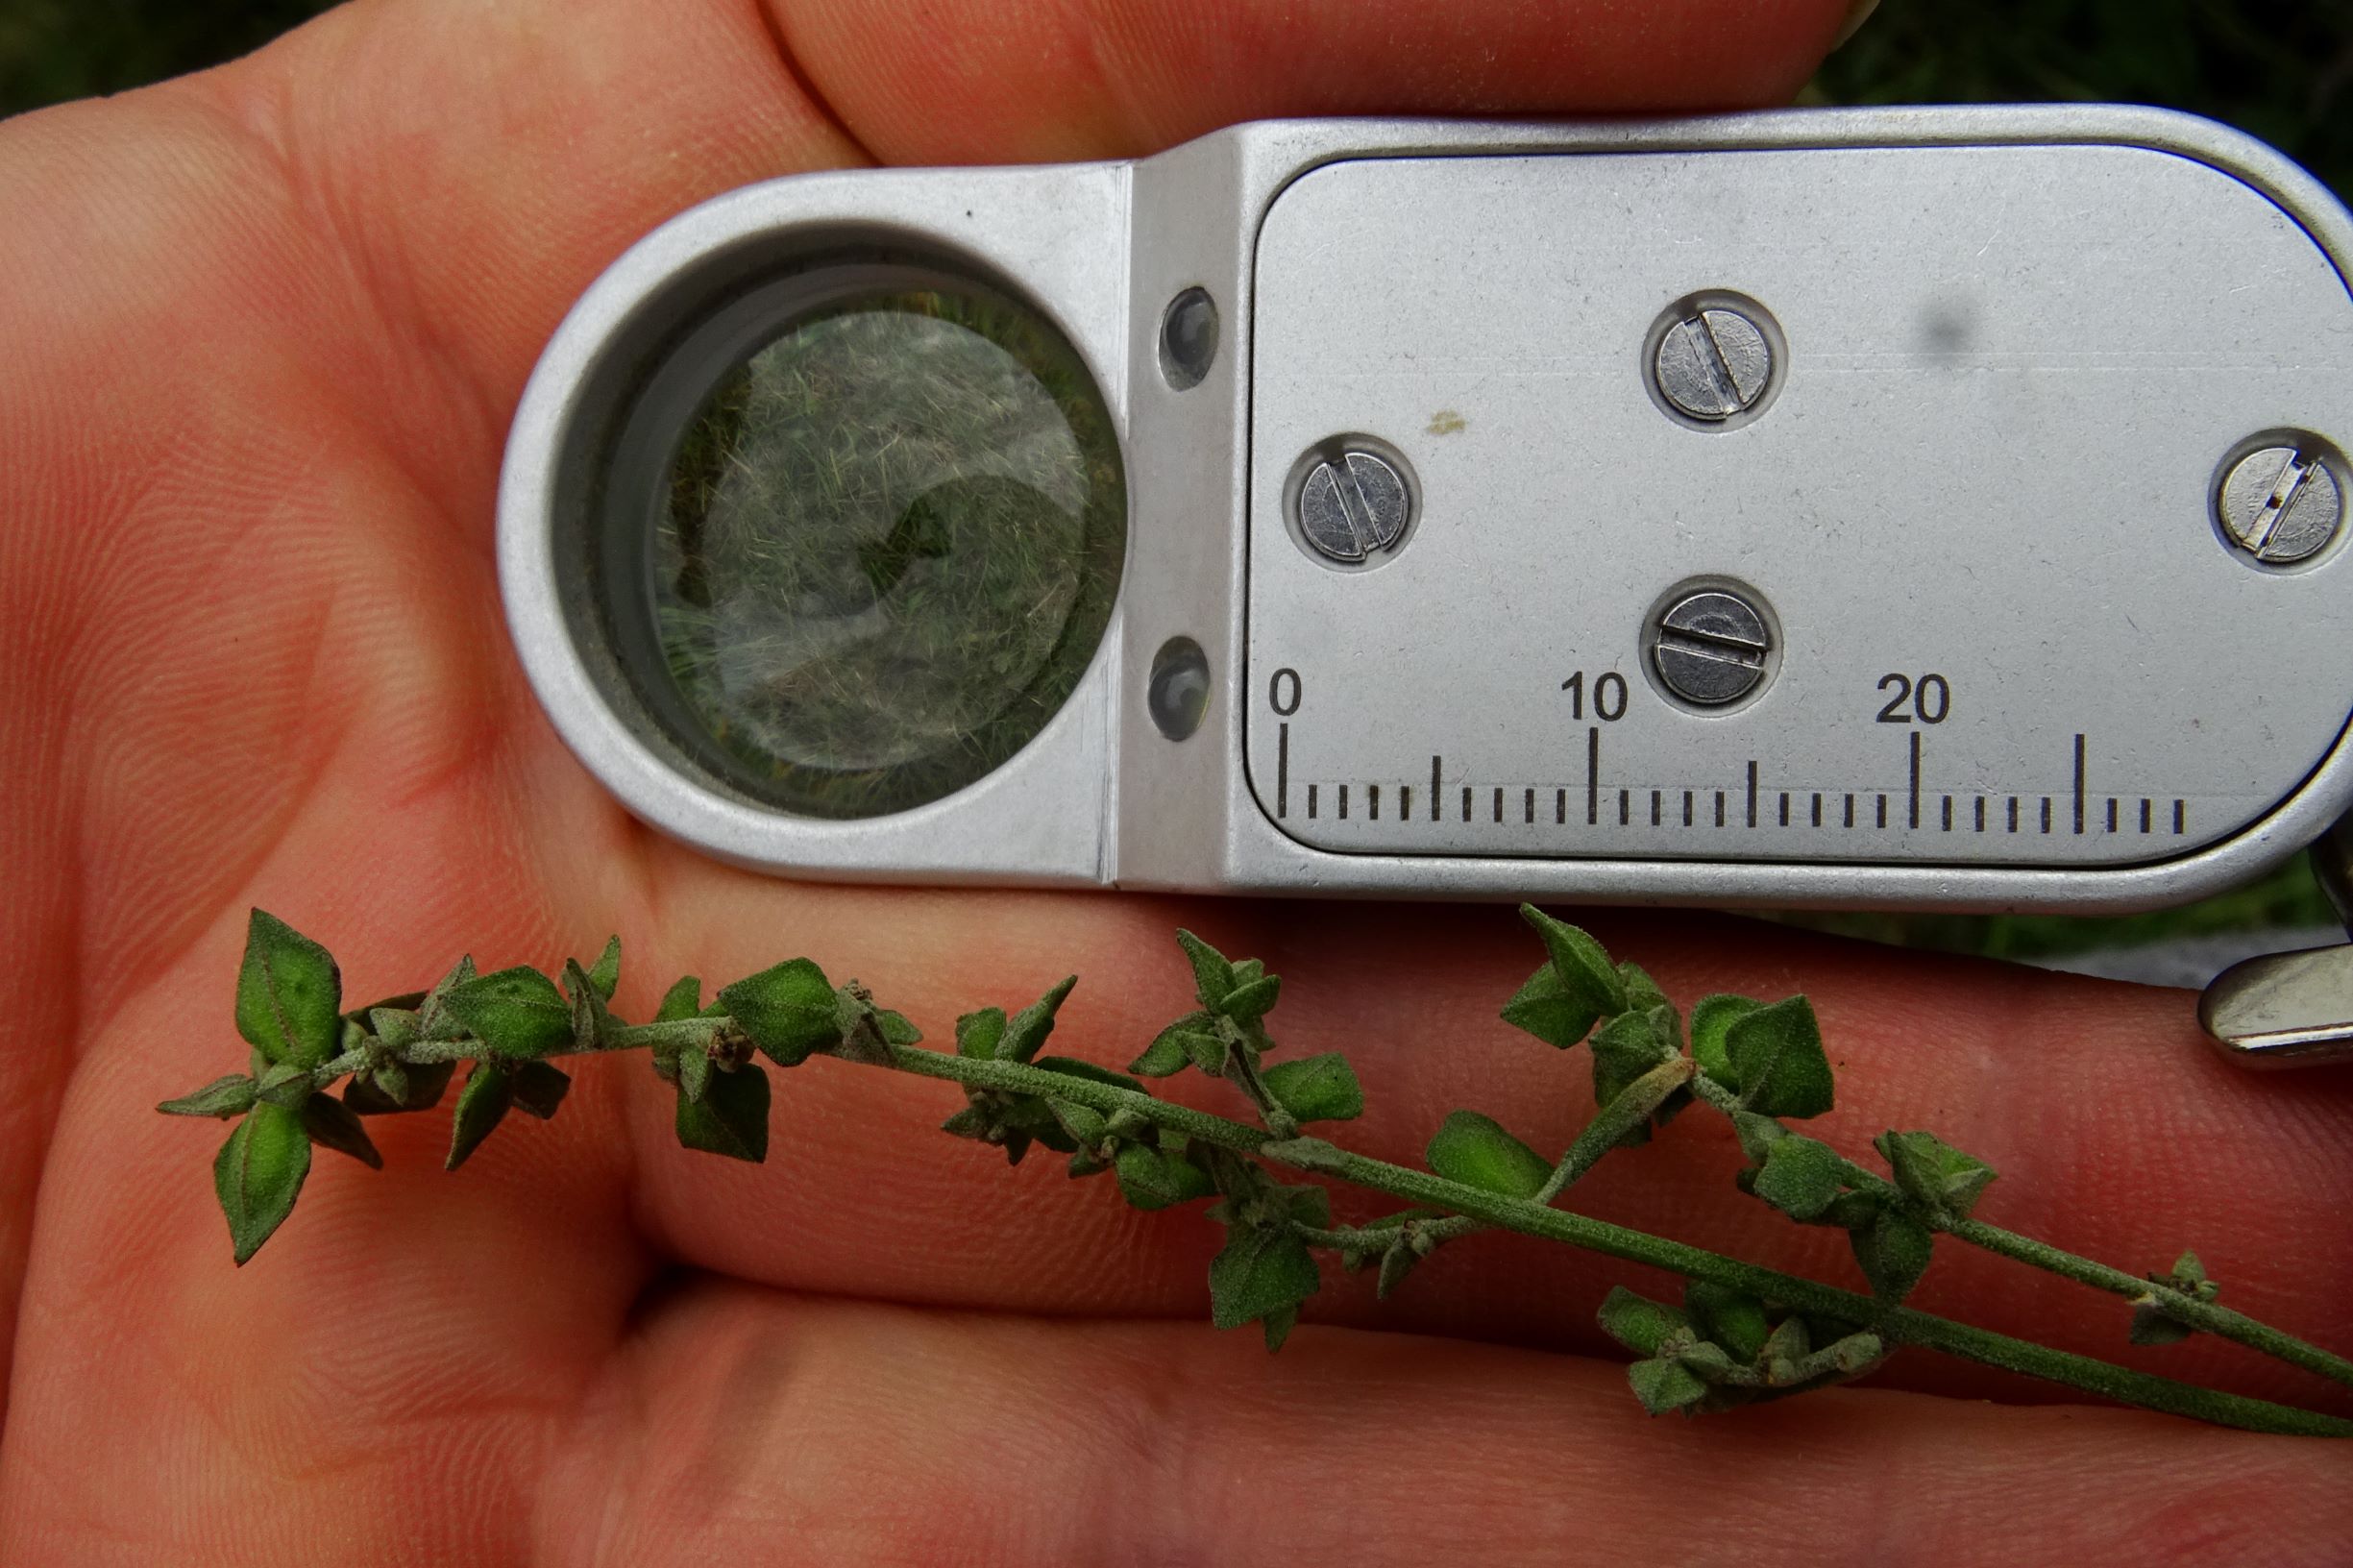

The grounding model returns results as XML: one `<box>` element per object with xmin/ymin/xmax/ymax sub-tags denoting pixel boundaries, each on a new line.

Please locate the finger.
<box><xmin>182</xmin><ymin>0</ymin><xmax>1853</xmax><ymax>431</ymax></box>
<box><xmin>534</xmin><ymin>1280</ymin><xmax>2353</xmax><ymax>1566</ymax></box>
<box><xmin>598</xmin><ymin>874</ymin><xmax>2353</xmax><ymax>1410</ymax></box>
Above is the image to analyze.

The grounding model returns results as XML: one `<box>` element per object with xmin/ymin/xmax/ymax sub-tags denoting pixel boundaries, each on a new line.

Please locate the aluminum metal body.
<box><xmin>500</xmin><ymin>107</ymin><xmax>2353</xmax><ymax>911</ymax></box>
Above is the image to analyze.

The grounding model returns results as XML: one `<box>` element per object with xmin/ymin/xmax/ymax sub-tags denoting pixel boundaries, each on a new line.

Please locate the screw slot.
<box><xmin>1644</xmin><ymin>292</ymin><xmax>1785</xmax><ymax>431</ymax></box>
<box><xmin>2215</xmin><ymin>435</ymin><xmax>2345</xmax><ymax>567</ymax></box>
<box><xmin>1644</xmin><ymin>582</ymin><xmax>1777</xmax><ymax>711</ymax></box>
<box><xmin>1282</xmin><ymin>436</ymin><xmax>1420</xmax><ymax>569</ymax></box>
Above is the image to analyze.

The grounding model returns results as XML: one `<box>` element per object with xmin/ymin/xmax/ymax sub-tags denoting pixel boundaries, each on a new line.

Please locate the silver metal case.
<box><xmin>500</xmin><ymin>108</ymin><xmax>2353</xmax><ymax>910</ymax></box>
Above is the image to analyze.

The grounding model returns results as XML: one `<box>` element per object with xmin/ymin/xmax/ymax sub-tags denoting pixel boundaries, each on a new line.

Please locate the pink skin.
<box><xmin>2</xmin><ymin>1</ymin><xmax>2349</xmax><ymax>1560</ymax></box>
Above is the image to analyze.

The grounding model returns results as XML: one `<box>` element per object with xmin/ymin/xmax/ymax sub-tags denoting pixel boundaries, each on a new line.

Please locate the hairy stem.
<box><xmin>887</xmin><ymin>1043</ymin><xmax>2353</xmax><ymax>1438</ymax></box>
<box><xmin>1684</xmin><ymin>1072</ymin><xmax>2353</xmax><ymax>1390</ymax></box>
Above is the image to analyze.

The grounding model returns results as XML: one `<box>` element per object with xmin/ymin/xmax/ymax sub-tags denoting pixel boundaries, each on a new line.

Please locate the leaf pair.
<box><xmin>1599</xmin><ymin>1284</ymin><xmax>1883</xmax><ymax>1415</ymax></box>
<box><xmin>1207</xmin><ymin>1180</ymin><xmax>1330</xmax><ymax>1350</ymax></box>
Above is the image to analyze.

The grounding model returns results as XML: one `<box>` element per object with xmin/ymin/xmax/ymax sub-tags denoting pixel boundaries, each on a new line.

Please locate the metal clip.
<box><xmin>2200</xmin><ymin>814</ymin><xmax>2353</xmax><ymax>1067</ymax></box>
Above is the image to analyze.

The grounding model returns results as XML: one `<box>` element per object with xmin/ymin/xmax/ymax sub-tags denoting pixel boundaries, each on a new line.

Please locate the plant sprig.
<box><xmin>159</xmin><ymin>906</ymin><xmax>2353</xmax><ymax>1438</ymax></box>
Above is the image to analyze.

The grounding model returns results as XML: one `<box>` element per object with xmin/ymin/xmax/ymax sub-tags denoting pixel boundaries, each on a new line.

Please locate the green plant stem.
<box><xmin>886</xmin><ymin>1043</ymin><xmax>2353</xmax><ymax>1438</ymax></box>
<box><xmin>1221</xmin><ymin>1049</ymin><xmax>1300</xmax><ymax>1139</ymax></box>
<box><xmin>1683</xmin><ymin>1074</ymin><xmax>2353</xmax><ymax>1391</ymax></box>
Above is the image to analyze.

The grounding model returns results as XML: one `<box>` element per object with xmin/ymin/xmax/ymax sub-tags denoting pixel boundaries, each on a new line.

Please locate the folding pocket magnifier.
<box><xmin>497</xmin><ymin>107</ymin><xmax>2353</xmax><ymax>1066</ymax></box>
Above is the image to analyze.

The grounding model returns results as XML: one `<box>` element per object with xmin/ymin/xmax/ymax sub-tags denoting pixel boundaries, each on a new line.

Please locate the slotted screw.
<box><xmin>1650</xmin><ymin>588</ymin><xmax>1773</xmax><ymax>706</ymax></box>
<box><xmin>2217</xmin><ymin>441</ymin><xmax>2343</xmax><ymax>565</ymax></box>
<box><xmin>1652</xmin><ymin>306</ymin><xmax>1774</xmax><ymax>423</ymax></box>
<box><xmin>1294</xmin><ymin>447</ymin><xmax>1412</xmax><ymax>563</ymax></box>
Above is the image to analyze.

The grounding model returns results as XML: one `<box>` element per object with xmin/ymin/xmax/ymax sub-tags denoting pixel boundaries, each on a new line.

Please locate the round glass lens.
<box><xmin>641</xmin><ymin>282</ymin><xmax>1124</xmax><ymax>818</ymax></box>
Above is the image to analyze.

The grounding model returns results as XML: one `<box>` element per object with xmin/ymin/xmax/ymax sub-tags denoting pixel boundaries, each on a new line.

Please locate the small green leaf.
<box><xmin>1048</xmin><ymin>1098</ymin><xmax>1107</xmax><ymax>1148</ymax></box>
<box><xmin>1425</xmin><ymin>1111</ymin><xmax>1551</xmax><ymax>1200</ymax></box>
<box><xmin>213</xmin><ymin>1102</ymin><xmax>312</xmax><ymax>1264</ymax></box>
<box><xmin>417</xmin><ymin>954</ymin><xmax>480</xmax><ymax>1041</ymax></box>
<box><xmin>655</xmin><ymin>976</ymin><xmax>703</xmax><ymax>1023</ymax></box>
<box><xmin>677</xmin><ymin>1041</ymin><xmax>713</xmax><ymax>1102</ymax></box>
<box><xmin>720</xmin><ymin>959</ymin><xmax>841</xmax><ymax>1066</ymax></box>
<box><xmin>1259</xmin><ymin>1136</ymin><xmax>1350</xmax><ymax>1174</ymax></box>
<box><xmin>1851</xmin><ymin>1208</ymin><xmax>1935</xmax><ymax>1302</ymax></box>
<box><xmin>234</xmin><ymin>910</ymin><xmax>343</xmax><ymax>1069</ymax></box>
<box><xmin>443</xmin><ymin>967</ymin><xmax>572</xmax><ymax>1060</ymax></box>
<box><xmin>1723</xmin><ymin>996</ymin><xmax>1834</xmax><ymax>1119</ymax></box>
<box><xmin>1588</xmin><ymin>1008</ymin><xmax>1679</xmax><ymax>1109</ymax></box>
<box><xmin>1217</xmin><ymin>973</ymin><xmax>1282</xmax><ymax>1024</ymax></box>
<box><xmin>1728</xmin><ymin>1107</ymin><xmax>1788</xmax><ymax>1162</ymax></box>
<box><xmin>561</xmin><ymin>958</ymin><xmax>615</xmax><ymax>1049</ymax></box>
<box><xmin>583</xmin><ymin>937</ymin><xmax>621</xmax><ymax>1003</ymax></box>
<box><xmin>298</xmin><ymin>1092</ymin><xmax>381</xmax><ymax>1168</ymax></box>
<box><xmin>1597</xmin><ymin>1286</ymin><xmax>1692</xmax><ymax>1357</ymax></box>
<box><xmin>1499</xmin><ymin>964</ymin><xmax>1605</xmax><ymax>1051</ymax></box>
<box><xmin>511</xmin><ymin>1060</ymin><xmax>572</xmax><ymax>1120</ymax></box>
<box><xmin>1876</xmin><ymin>1129</ymin><xmax>1998</xmax><ymax>1220</ymax></box>
<box><xmin>675</xmin><ymin>1061</ymin><xmax>771</xmax><ymax>1162</ymax></box>
<box><xmin>1375</xmin><ymin>1240</ymin><xmax>1421</xmax><ymax>1301</ymax></box>
<box><xmin>1682</xmin><ymin>1281</ymin><xmax>1772</xmax><ymax>1363</ymax></box>
<box><xmin>1759</xmin><ymin>1316</ymin><xmax>1813</xmax><ymax>1382</ymax></box>
<box><xmin>998</xmin><ymin>977</ymin><xmax>1077</xmax><ymax>1063</ymax></box>
<box><xmin>2169</xmin><ymin>1251</ymin><xmax>2213</xmax><ymax>1293</ymax></box>
<box><xmin>2130</xmin><ymin>1293</ymin><xmax>2196</xmax><ymax>1346</ymax></box>
<box><xmin>1113</xmin><ymin>1142</ymin><xmax>1216</xmax><ymax>1211</ymax></box>
<box><xmin>1617</xmin><ymin>961</ymin><xmax>1672</xmax><ymax>1015</ymax></box>
<box><xmin>446</xmin><ymin>1063</ymin><xmax>514</xmax><ymax>1170</ymax></box>
<box><xmin>956</xmin><ymin>1008</ymin><xmax>1008</xmax><ymax>1060</ymax></box>
<box><xmin>1627</xmin><ymin>1357</ymin><xmax>1709</xmax><ymax>1416</ymax></box>
<box><xmin>1031</xmin><ymin>1056</ymin><xmax>1144</xmax><ymax>1093</ymax></box>
<box><xmin>873</xmin><ymin>1010</ymin><xmax>923</xmax><ymax>1046</ymax></box>
<box><xmin>1129</xmin><ymin>1013</ymin><xmax>1209</xmax><ymax>1076</ymax></box>
<box><xmin>1750</xmin><ymin>1135</ymin><xmax>1848</xmax><ymax>1221</ymax></box>
<box><xmin>1182</xmin><ymin>1029</ymin><xmax>1230</xmax><ymax>1075</ymax></box>
<box><xmin>255</xmin><ymin>1061</ymin><xmax>312</xmax><ymax>1108</ymax></box>
<box><xmin>1174</xmin><ymin>929</ymin><xmax>1238</xmax><ymax>1009</ymax></box>
<box><xmin>1688</xmin><ymin>993</ymin><xmax>1764</xmax><ymax>1088</ymax></box>
<box><xmin>1262</xmin><ymin>1053</ymin><xmax>1363</xmax><ymax>1123</ymax></box>
<box><xmin>1208</xmin><ymin>1224</ymin><xmax>1320</xmax><ymax>1335</ymax></box>
<box><xmin>159</xmin><ymin>1074</ymin><xmax>258</xmax><ymax>1119</ymax></box>
<box><xmin>344</xmin><ymin>1058</ymin><xmax>453</xmax><ymax>1115</ymax></box>
<box><xmin>1518</xmin><ymin>905</ymin><xmax>1627</xmax><ymax>1015</ymax></box>
<box><xmin>1260</xmin><ymin>1306</ymin><xmax>1301</xmax><ymax>1352</ymax></box>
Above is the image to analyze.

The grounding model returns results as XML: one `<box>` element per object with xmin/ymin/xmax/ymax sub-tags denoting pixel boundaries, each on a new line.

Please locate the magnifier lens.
<box><xmin>629</xmin><ymin>278</ymin><xmax>1124</xmax><ymax>819</ymax></box>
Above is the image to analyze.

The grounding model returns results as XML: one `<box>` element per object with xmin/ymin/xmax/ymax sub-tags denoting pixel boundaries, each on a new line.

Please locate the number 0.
<box><xmin>1269</xmin><ymin>668</ymin><xmax>1302</xmax><ymax>716</ymax></box>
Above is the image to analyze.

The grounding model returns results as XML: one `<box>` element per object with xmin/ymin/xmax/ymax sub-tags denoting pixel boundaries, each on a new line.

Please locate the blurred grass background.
<box><xmin>3</xmin><ymin>0</ymin><xmax>2347</xmax><ymax>966</ymax></box>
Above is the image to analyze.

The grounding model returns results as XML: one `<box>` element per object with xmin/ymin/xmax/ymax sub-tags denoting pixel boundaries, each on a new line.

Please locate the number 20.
<box><xmin>1875</xmin><ymin>673</ymin><xmax>1950</xmax><ymax>724</ymax></box>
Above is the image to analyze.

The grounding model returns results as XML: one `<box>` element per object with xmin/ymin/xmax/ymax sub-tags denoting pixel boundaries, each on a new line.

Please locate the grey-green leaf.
<box><xmin>1723</xmin><ymin>995</ymin><xmax>1835</xmax><ymax>1119</ymax></box>
<box><xmin>1518</xmin><ymin>905</ymin><xmax>1627</xmax><ymax>1016</ymax></box>
<box><xmin>1688</xmin><ymin>993</ymin><xmax>1764</xmax><ymax>1089</ymax></box>
<box><xmin>676</xmin><ymin>1042</ymin><xmax>713</xmax><ymax>1103</ymax></box>
<box><xmin>1876</xmin><ymin>1129</ymin><xmax>1998</xmax><ymax>1219</ymax></box>
<box><xmin>675</xmin><ymin>1061</ymin><xmax>770</xmax><ymax>1162</ymax></box>
<box><xmin>1217</xmin><ymin>973</ymin><xmax>1282</xmax><ymax>1024</ymax></box>
<box><xmin>299</xmin><ymin>1092</ymin><xmax>382</xmax><ymax>1169</ymax></box>
<box><xmin>956</xmin><ymin>1008</ymin><xmax>1008</xmax><ymax>1061</ymax></box>
<box><xmin>655</xmin><ymin>975</ymin><xmax>703</xmax><ymax>1024</ymax></box>
<box><xmin>159</xmin><ymin>1074</ymin><xmax>258</xmax><ymax>1119</ymax></box>
<box><xmin>999</xmin><ymin>977</ymin><xmax>1077</xmax><ymax>1063</ymax></box>
<box><xmin>1750</xmin><ymin>1135</ymin><xmax>1847</xmax><ymax>1221</ymax></box>
<box><xmin>1425</xmin><ymin>1110</ymin><xmax>1551</xmax><ymax>1200</ymax></box>
<box><xmin>345</xmin><ymin>1058</ymin><xmax>454</xmax><ymax>1115</ymax></box>
<box><xmin>583</xmin><ymin>937</ymin><xmax>622</xmax><ymax>1003</ymax></box>
<box><xmin>2130</xmin><ymin>1293</ymin><xmax>2196</xmax><ymax>1346</ymax></box>
<box><xmin>443</xmin><ymin>966</ymin><xmax>572</xmax><ymax>1060</ymax></box>
<box><xmin>1627</xmin><ymin>1357</ymin><xmax>1709</xmax><ymax>1416</ymax></box>
<box><xmin>1174</xmin><ymin>929</ymin><xmax>1238</xmax><ymax>1010</ymax></box>
<box><xmin>1499</xmin><ymin>963</ymin><xmax>1606</xmax><ymax>1051</ymax></box>
<box><xmin>234</xmin><ymin>910</ymin><xmax>343</xmax><ymax>1069</ymax></box>
<box><xmin>1208</xmin><ymin>1224</ymin><xmax>1320</xmax><ymax>1335</ymax></box>
<box><xmin>720</xmin><ymin>959</ymin><xmax>841</xmax><ymax>1066</ymax></box>
<box><xmin>1851</xmin><ymin>1208</ymin><xmax>1935</xmax><ymax>1302</ymax></box>
<box><xmin>213</xmin><ymin>1101</ymin><xmax>312</xmax><ymax>1264</ymax></box>
<box><xmin>1113</xmin><ymin>1142</ymin><xmax>1216</xmax><ymax>1211</ymax></box>
<box><xmin>1262</xmin><ymin>1053</ymin><xmax>1363</xmax><ymax>1123</ymax></box>
<box><xmin>446</xmin><ymin>1063</ymin><xmax>514</xmax><ymax>1171</ymax></box>
<box><xmin>1588</xmin><ymin>1008</ymin><xmax>1679</xmax><ymax>1109</ymax></box>
<box><xmin>511</xmin><ymin>1060</ymin><xmax>572</xmax><ymax>1120</ymax></box>
<box><xmin>1597</xmin><ymin>1286</ymin><xmax>1692</xmax><ymax>1357</ymax></box>
<box><xmin>1682</xmin><ymin>1281</ymin><xmax>1772</xmax><ymax>1363</ymax></box>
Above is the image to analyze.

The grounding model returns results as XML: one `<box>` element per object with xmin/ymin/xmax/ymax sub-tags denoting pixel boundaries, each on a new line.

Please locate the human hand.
<box><xmin>1</xmin><ymin>0</ymin><xmax>2348</xmax><ymax>1559</ymax></box>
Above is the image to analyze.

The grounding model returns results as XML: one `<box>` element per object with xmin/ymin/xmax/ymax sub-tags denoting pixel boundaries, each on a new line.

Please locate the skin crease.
<box><xmin>0</xmin><ymin>0</ymin><xmax>2348</xmax><ymax>1559</ymax></box>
